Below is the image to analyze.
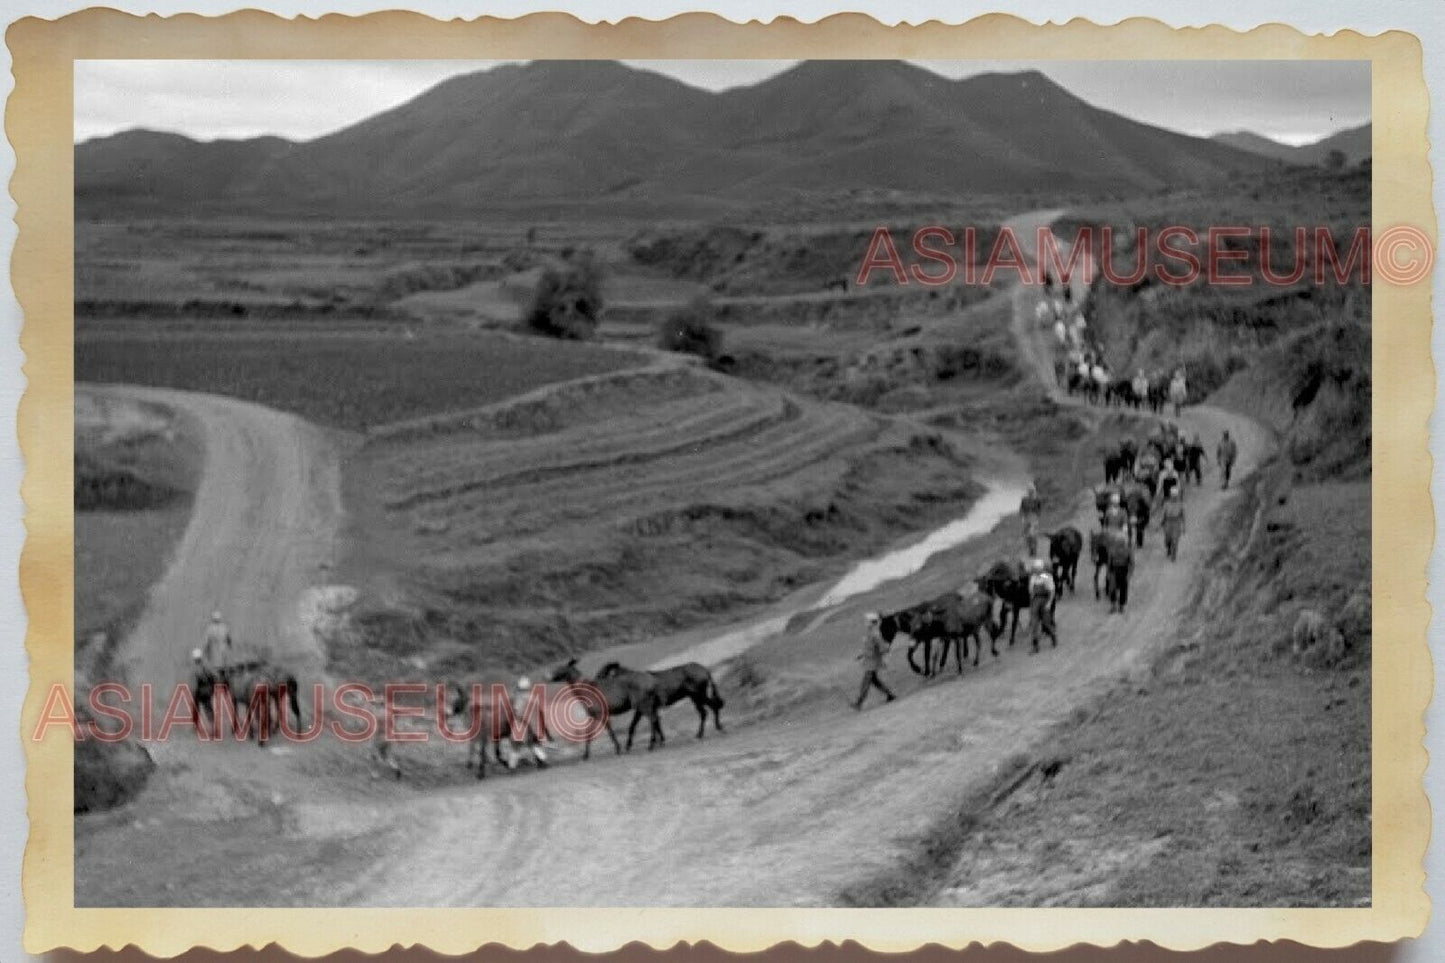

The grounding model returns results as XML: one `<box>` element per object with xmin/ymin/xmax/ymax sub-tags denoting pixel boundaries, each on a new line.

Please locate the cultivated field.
<box><xmin>77</xmin><ymin>329</ymin><xmax>644</xmax><ymax>431</ymax></box>
<box><xmin>337</xmin><ymin>361</ymin><xmax>987</xmax><ymax>680</ymax></box>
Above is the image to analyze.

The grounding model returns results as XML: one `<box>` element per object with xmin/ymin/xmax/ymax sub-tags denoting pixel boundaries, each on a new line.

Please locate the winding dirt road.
<box><xmin>76</xmin><ymin>216</ymin><xmax>1272</xmax><ymax>907</ymax></box>
<box><xmin>91</xmin><ymin>385</ymin><xmax>348</xmax><ymax>760</ymax></box>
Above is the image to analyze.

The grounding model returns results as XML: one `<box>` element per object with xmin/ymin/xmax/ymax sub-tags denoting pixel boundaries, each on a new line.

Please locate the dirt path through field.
<box><xmin>77</xmin><ymin>212</ymin><xmax>1273</xmax><ymax>908</ymax></box>
<box><xmin>92</xmin><ymin>385</ymin><xmax>348</xmax><ymax>761</ymax></box>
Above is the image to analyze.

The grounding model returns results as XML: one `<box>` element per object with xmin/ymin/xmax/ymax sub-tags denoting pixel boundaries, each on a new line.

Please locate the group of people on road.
<box><xmin>1038</xmin><ymin>286</ymin><xmax>1197</xmax><ymax>419</ymax></box>
<box><xmin>851</xmin><ymin>416</ymin><xmax>1244</xmax><ymax>709</ymax></box>
<box><xmin>1036</xmin><ymin>276</ymin><xmax>1090</xmax><ymax>353</ymax></box>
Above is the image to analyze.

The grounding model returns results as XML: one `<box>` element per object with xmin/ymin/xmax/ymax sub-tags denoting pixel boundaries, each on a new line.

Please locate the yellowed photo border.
<box><xmin>13</xmin><ymin>9</ymin><xmax>1433</xmax><ymax>955</ymax></box>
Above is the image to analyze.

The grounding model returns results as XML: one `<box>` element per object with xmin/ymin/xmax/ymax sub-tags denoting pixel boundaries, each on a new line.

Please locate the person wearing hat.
<box><xmin>1026</xmin><ymin>558</ymin><xmax>1058</xmax><ymax>652</ymax></box>
<box><xmin>1105</xmin><ymin>528</ymin><xmax>1135</xmax><ymax>614</ymax></box>
<box><xmin>852</xmin><ymin>612</ymin><xmax>896</xmax><ymax>710</ymax></box>
<box><xmin>201</xmin><ymin>609</ymin><xmax>234</xmax><ymax>670</ymax></box>
<box><xmin>1018</xmin><ymin>483</ymin><xmax>1044</xmax><ymax>557</ymax></box>
<box><xmin>504</xmin><ymin>676</ymin><xmax>549</xmax><ymax>770</ymax></box>
<box><xmin>1102</xmin><ymin>492</ymin><xmax>1128</xmax><ymax>533</ymax></box>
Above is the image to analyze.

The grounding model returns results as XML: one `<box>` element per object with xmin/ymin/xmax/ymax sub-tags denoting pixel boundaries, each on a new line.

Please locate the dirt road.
<box><xmin>93</xmin><ymin>385</ymin><xmax>348</xmax><ymax>760</ymax></box>
<box><xmin>76</xmin><ymin>224</ymin><xmax>1272</xmax><ymax>907</ymax></box>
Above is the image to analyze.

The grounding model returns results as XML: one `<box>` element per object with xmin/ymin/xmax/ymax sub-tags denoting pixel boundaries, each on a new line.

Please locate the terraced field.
<box><xmin>337</xmin><ymin>365</ymin><xmax>984</xmax><ymax>679</ymax></box>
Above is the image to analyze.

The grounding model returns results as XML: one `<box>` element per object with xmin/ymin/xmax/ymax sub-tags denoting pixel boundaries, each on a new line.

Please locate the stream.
<box><xmin>652</xmin><ymin>478</ymin><xmax>1028</xmax><ymax>670</ymax></box>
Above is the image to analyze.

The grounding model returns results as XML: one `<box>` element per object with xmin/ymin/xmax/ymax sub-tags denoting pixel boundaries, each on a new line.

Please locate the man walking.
<box><xmin>1169</xmin><ymin>367</ymin><xmax>1188</xmax><ymax>417</ymax></box>
<box><xmin>1217</xmin><ymin>430</ymin><xmax>1239</xmax><ymax>489</ymax></box>
<box><xmin>1019</xmin><ymin>483</ymin><xmax>1044</xmax><ymax>556</ymax></box>
<box><xmin>503</xmin><ymin>676</ymin><xmax>549</xmax><ymax>770</ymax></box>
<box><xmin>1131</xmin><ymin>369</ymin><xmax>1149</xmax><ymax>410</ymax></box>
<box><xmin>1161</xmin><ymin>489</ymin><xmax>1186</xmax><ymax>561</ymax></box>
<box><xmin>201</xmin><ymin>610</ymin><xmax>234</xmax><ymax>668</ymax></box>
<box><xmin>1105</xmin><ymin>530</ymin><xmax>1134</xmax><ymax>615</ymax></box>
<box><xmin>1027</xmin><ymin>558</ymin><xmax>1058</xmax><ymax>652</ymax></box>
<box><xmin>853</xmin><ymin>612</ymin><xmax>896</xmax><ymax>710</ymax></box>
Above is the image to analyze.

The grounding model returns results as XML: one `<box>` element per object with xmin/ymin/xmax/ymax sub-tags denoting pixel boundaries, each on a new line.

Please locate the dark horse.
<box><xmin>935</xmin><ymin>589</ymin><xmax>1004</xmax><ymax>671</ymax></box>
<box><xmin>597</xmin><ymin>660</ymin><xmax>724</xmax><ymax>739</ymax></box>
<box><xmin>1103</xmin><ymin>449</ymin><xmax>1130</xmax><ymax>484</ymax></box>
<box><xmin>193</xmin><ymin>658</ymin><xmax>302</xmax><ymax>747</ymax></box>
<box><xmin>1125</xmin><ymin>486</ymin><xmax>1152</xmax><ymax>548</ymax></box>
<box><xmin>446</xmin><ymin>684</ymin><xmax>509</xmax><ymax>779</ymax></box>
<box><xmin>880</xmin><ymin>590</ymin><xmax>1000</xmax><ymax>676</ymax></box>
<box><xmin>550</xmin><ymin>659</ymin><xmax>664</xmax><ymax>757</ymax></box>
<box><xmin>1049</xmin><ymin>526</ymin><xmax>1084</xmax><ymax>601</ymax></box>
<box><xmin>878</xmin><ymin>604</ymin><xmax>936</xmax><ymax>677</ymax></box>
<box><xmin>977</xmin><ymin>559</ymin><xmax>1032</xmax><ymax>647</ymax></box>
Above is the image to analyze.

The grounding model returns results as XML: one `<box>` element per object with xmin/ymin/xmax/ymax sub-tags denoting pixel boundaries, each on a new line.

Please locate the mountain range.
<box><xmin>1210</xmin><ymin>123</ymin><xmax>1371</xmax><ymax>167</ymax></box>
<box><xmin>78</xmin><ymin>60</ymin><xmax>1305</xmax><ymax>216</ymax></box>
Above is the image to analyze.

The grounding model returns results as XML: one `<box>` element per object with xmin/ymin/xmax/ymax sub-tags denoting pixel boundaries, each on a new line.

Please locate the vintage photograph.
<box><xmin>68</xmin><ymin>56</ymin><xmax>1372</xmax><ymax>909</ymax></box>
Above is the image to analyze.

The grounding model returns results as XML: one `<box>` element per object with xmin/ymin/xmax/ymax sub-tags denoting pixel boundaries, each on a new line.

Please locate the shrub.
<box><xmin>524</xmin><ymin>252</ymin><xmax>603</xmax><ymax>340</ymax></box>
<box><xmin>657</xmin><ymin>295</ymin><xmax>724</xmax><ymax>362</ymax></box>
<box><xmin>74</xmin><ymin>699</ymin><xmax>156</xmax><ymax>812</ymax></box>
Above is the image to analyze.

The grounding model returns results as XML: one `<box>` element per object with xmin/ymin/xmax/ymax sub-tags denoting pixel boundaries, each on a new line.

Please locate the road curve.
<box><xmin>90</xmin><ymin>385</ymin><xmax>347</xmax><ymax>760</ymax></box>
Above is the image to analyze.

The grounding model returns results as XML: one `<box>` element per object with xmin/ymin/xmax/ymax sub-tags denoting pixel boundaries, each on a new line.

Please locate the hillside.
<box><xmin>76</xmin><ymin>60</ymin><xmax>1281</xmax><ymax>216</ymax></box>
<box><xmin>1212</xmin><ymin>123</ymin><xmax>1371</xmax><ymax>167</ymax></box>
<box><xmin>74</xmin><ymin>129</ymin><xmax>293</xmax><ymax>208</ymax></box>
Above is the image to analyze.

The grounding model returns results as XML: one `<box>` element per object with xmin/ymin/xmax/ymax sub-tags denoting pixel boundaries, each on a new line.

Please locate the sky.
<box><xmin>74</xmin><ymin>58</ymin><xmax>1370</xmax><ymax>147</ymax></box>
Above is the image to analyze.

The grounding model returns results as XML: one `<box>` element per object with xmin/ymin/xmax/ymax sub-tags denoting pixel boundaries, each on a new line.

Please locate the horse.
<box><xmin>1106</xmin><ymin>381</ymin><xmax>1135</xmax><ymax>408</ymax></box>
<box><xmin>1125</xmin><ymin>487</ymin><xmax>1152</xmax><ymax>548</ymax></box>
<box><xmin>878</xmin><ymin>604</ymin><xmax>945</xmax><ymax>678</ymax></box>
<box><xmin>1147</xmin><ymin>374</ymin><xmax>1170</xmax><ymax>414</ymax></box>
<box><xmin>597</xmin><ymin>660</ymin><xmax>723</xmax><ymax>739</ymax></box>
<box><xmin>936</xmin><ymin>589</ymin><xmax>1004</xmax><ymax>670</ymax></box>
<box><xmin>1049</xmin><ymin>526</ymin><xmax>1083</xmax><ymax>600</ymax></box>
<box><xmin>883</xmin><ymin>591</ymin><xmax>1001</xmax><ymax>675</ymax></box>
<box><xmin>1103</xmin><ymin>449</ymin><xmax>1130</xmax><ymax>485</ymax></box>
<box><xmin>445</xmin><ymin>684</ymin><xmax>511</xmax><ymax>779</ymax></box>
<box><xmin>977</xmin><ymin>559</ymin><xmax>1032</xmax><ymax>647</ymax></box>
<box><xmin>203</xmin><ymin>659</ymin><xmax>302</xmax><ymax>747</ymax></box>
<box><xmin>1119</xmin><ymin>438</ymin><xmax>1139</xmax><ymax>475</ymax></box>
<box><xmin>551</xmin><ymin>659</ymin><xmax>664</xmax><ymax>756</ymax></box>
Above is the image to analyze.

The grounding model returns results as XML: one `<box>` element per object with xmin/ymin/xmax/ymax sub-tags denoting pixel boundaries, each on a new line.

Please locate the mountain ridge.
<box><xmin>78</xmin><ymin>60</ymin><xmax>1295</xmax><ymax>216</ymax></box>
<box><xmin>1211</xmin><ymin>123</ymin><xmax>1371</xmax><ymax>167</ymax></box>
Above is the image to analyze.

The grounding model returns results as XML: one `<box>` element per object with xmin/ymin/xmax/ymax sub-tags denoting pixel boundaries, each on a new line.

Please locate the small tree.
<box><xmin>657</xmin><ymin>294</ymin><xmax>723</xmax><ymax>362</ymax></box>
<box><xmin>525</xmin><ymin>251</ymin><xmax>603</xmax><ymax>340</ymax></box>
<box><xmin>1325</xmin><ymin>149</ymin><xmax>1347</xmax><ymax>171</ymax></box>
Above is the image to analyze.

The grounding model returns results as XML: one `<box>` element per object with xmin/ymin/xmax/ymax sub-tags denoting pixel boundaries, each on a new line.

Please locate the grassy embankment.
<box><xmin>74</xmin><ymin>391</ymin><xmax>205</xmax><ymax>812</ymax></box>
